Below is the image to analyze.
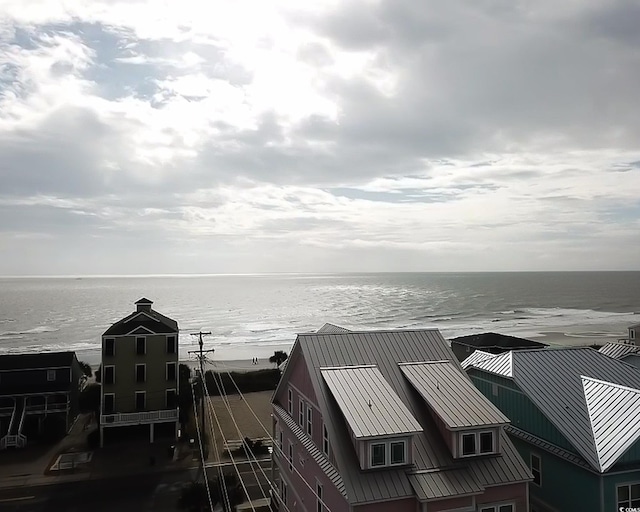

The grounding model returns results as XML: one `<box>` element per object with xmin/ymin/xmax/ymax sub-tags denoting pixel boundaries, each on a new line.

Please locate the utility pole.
<box><xmin>189</xmin><ymin>331</ymin><xmax>213</xmax><ymax>481</ymax></box>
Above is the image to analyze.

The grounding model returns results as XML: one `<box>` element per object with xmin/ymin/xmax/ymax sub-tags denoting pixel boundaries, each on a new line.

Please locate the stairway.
<box><xmin>0</xmin><ymin>398</ymin><xmax>27</xmax><ymax>449</ymax></box>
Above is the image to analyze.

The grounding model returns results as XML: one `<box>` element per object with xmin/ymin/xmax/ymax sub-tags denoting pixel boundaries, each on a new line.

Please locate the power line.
<box><xmin>206</xmin><ymin>364</ymin><xmax>274</xmax><ymax>512</ymax></box>
<box><xmin>218</xmin><ymin>367</ymin><xmax>333</xmax><ymax>512</ymax></box>
<box><xmin>190</xmin><ymin>381</ymin><xmax>215</xmax><ymax>512</ymax></box>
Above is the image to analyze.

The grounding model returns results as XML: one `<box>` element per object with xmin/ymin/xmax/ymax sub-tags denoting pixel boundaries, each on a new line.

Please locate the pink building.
<box><xmin>271</xmin><ymin>327</ymin><xmax>531</xmax><ymax>512</ymax></box>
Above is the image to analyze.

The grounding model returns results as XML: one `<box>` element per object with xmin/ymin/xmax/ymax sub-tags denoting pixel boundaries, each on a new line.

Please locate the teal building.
<box><xmin>464</xmin><ymin>347</ymin><xmax>640</xmax><ymax>512</ymax></box>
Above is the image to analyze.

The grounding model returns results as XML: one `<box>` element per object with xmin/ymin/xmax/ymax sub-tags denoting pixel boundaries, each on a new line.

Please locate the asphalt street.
<box><xmin>0</xmin><ymin>460</ymin><xmax>273</xmax><ymax>512</ymax></box>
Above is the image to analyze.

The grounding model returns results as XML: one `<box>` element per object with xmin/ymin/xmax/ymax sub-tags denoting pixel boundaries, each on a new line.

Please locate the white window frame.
<box><xmin>166</xmin><ymin>362</ymin><xmax>177</xmax><ymax>381</ymax></box>
<box><xmin>531</xmin><ymin>453</ymin><xmax>542</xmax><ymax>487</ymax></box>
<box><xmin>306</xmin><ymin>404</ymin><xmax>312</xmax><ymax>436</ymax></box>
<box><xmin>390</xmin><ymin>440</ymin><xmax>407</xmax><ymax>465</ymax></box>
<box><xmin>479</xmin><ymin>504</ymin><xmax>514</xmax><ymax>512</ymax></box>
<box><xmin>104</xmin><ymin>338</ymin><xmax>115</xmax><ymax>356</ymax></box>
<box><xmin>135</xmin><ymin>363</ymin><xmax>146</xmax><ymax>384</ymax></box>
<box><xmin>135</xmin><ymin>391</ymin><xmax>146</xmax><ymax>411</ymax></box>
<box><xmin>461</xmin><ymin>432</ymin><xmax>477</xmax><ymax>457</ymax></box>
<box><xmin>288</xmin><ymin>442</ymin><xmax>293</xmax><ymax>471</ymax></box>
<box><xmin>299</xmin><ymin>398</ymin><xmax>304</xmax><ymax>427</ymax></box>
<box><xmin>104</xmin><ymin>365</ymin><xmax>115</xmax><ymax>385</ymax></box>
<box><xmin>136</xmin><ymin>336</ymin><xmax>146</xmax><ymax>355</ymax></box>
<box><xmin>631</xmin><ymin>329</ymin><xmax>636</xmax><ymax>341</ymax></box>
<box><xmin>370</xmin><ymin>442</ymin><xmax>386</xmax><ymax>467</ymax></box>
<box><xmin>322</xmin><ymin>424</ymin><xmax>329</xmax><ymax>456</ymax></box>
<box><xmin>617</xmin><ymin>482</ymin><xmax>640</xmax><ymax>510</ymax></box>
<box><xmin>166</xmin><ymin>335</ymin><xmax>177</xmax><ymax>354</ymax></box>
<box><xmin>459</xmin><ymin>430</ymin><xmax>495</xmax><ymax>457</ymax></box>
<box><xmin>479</xmin><ymin>431</ymin><xmax>495</xmax><ymax>454</ymax></box>
<box><xmin>316</xmin><ymin>480</ymin><xmax>324</xmax><ymax>512</ymax></box>
<box><xmin>47</xmin><ymin>369</ymin><xmax>56</xmax><ymax>381</ymax></box>
<box><xmin>103</xmin><ymin>393</ymin><xmax>115</xmax><ymax>413</ymax></box>
<box><xmin>166</xmin><ymin>388</ymin><xmax>177</xmax><ymax>408</ymax></box>
<box><xmin>287</xmin><ymin>389</ymin><xmax>293</xmax><ymax>415</ymax></box>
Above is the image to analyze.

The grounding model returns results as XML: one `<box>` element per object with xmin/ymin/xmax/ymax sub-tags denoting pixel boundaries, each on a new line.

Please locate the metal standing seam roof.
<box><xmin>598</xmin><ymin>342</ymin><xmax>640</xmax><ymax>359</ymax></box>
<box><xmin>468</xmin><ymin>347</ymin><xmax>640</xmax><ymax>473</ymax></box>
<box><xmin>400</xmin><ymin>361</ymin><xmax>509</xmax><ymax>429</ymax></box>
<box><xmin>461</xmin><ymin>350</ymin><xmax>498</xmax><ymax>370</ymax></box>
<box><xmin>408</xmin><ymin>468</ymin><xmax>484</xmax><ymax>500</ymax></box>
<box><xmin>289</xmin><ymin>329</ymin><xmax>532</xmax><ymax>505</ymax></box>
<box><xmin>317</xmin><ymin>323</ymin><xmax>351</xmax><ymax>333</ymax></box>
<box><xmin>470</xmin><ymin>351</ymin><xmax>512</xmax><ymax>377</ymax></box>
<box><xmin>582</xmin><ymin>376</ymin><xmax>640</xmax><ymax>472</ymax></box>
<box><xmin>321</xmin><ymin>365</ymin><xmax>423</xmax><ymax>438</ymax></box>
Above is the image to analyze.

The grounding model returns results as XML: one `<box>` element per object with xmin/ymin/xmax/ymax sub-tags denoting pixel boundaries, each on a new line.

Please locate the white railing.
<box><xmin>0</xmin><ymin>406</ymin><xmax>14</xmax><ymax>416</ymax></box>
<box><xmin>0</xmin><ymin>434</ymin><xmax>27</xmax><ymax>450</ymax></box>
<box><xmin>101</xmin><ymin>408</ymin><xmax>178</xmax><ymax>426</ymax></box>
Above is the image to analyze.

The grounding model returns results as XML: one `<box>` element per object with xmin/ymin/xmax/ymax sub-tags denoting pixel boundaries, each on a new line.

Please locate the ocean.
<box><xmin>0</xmin><ymin>272</ymin><xmax>638</xmax><ymax>366</ymax></box>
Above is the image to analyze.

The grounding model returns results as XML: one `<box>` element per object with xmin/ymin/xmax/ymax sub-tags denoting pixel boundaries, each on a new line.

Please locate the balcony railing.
<box><xmin>100</xmin><ymin>408</ymin><xmax>178</xmax><ymax>427</ymax></box>
<box><xmin>26</xmin><ymin>403</ymin><xmax>67</xmax><ymax>414</ymax></box>
<box><xmin>0</xmin><ymin>434</ymin><xmax>27</xmax><ymax>450</ymax></box>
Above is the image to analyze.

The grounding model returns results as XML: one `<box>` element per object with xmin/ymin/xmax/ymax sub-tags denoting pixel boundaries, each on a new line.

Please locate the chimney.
<box><xmin>135</xmin><ymin>298</ymin><xmax>153</xmax><ymax>313</ymax></box>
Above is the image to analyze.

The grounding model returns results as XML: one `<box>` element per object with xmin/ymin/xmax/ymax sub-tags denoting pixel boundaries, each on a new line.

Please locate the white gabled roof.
<box><xmin>469</xmin><ymin>351</ymin><xmax>513</xmax><ymax>377</ymax></box>
<box><xmin>461</xmin><ymin>350</ymin><xmax>497</xmax><ymax>370</ymax></box>
<box><xmin>598</xmin><ymin>342</ymin><xmax>640</xmax><ymax>359</ymax></box>
<box><xmin>582</xmin><ymin>376</ymin><xmax>640</xmax><ymax>472</ymax></box>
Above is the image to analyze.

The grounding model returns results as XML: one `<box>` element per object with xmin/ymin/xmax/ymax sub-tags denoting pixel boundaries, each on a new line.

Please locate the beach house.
<box><xmin>450</xmin><ymin>333</ymin><xmax>547</xmax><ymax>363</ymax></box>
<box><xmin>464</xmin><ymin>347</ymin><xmax>640</xmax><ymax>512</ymax></box>
<box><xmin>0</xmin><ymin>351</ymin><xmax>83</xmax><ymax>449</ymax></box>
<box><xmin>99</xmin><ymin>298</ymin><xmax>179</xmax><ymax>447</ymax></box>
<box><xmin>271</xmin><ymin>329</ymin><xmax>532</xmax><ymax>512</ymax></box>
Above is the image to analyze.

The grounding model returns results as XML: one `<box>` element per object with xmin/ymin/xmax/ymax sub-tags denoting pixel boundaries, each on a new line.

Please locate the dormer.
<box><xmin>400</xmin><ymin>361</ymin><xmax>509</xmax><ymax>459</ymax></box>
<box><xmin>321</xmin><ymin>365</ymin><xmax>422</xmax><ymax>470</ymax></box>
<box><xmin>630</xmin><ymin>324</ymin><xmax>640</xmax><ymax>345</ymax></box>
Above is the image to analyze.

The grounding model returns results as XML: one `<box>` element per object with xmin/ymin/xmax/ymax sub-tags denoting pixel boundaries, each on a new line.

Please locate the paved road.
<box><xmin>0</xmin><ymin>461</ymin><xmax>274</xmax><ymax>512</ymax></box>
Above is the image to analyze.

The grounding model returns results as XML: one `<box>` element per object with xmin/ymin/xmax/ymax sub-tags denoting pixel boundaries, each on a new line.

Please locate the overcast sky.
<box><xmin>1</xmin><ymin>0</ymin><xmax>639</xmax><ymax>275</ymax></box>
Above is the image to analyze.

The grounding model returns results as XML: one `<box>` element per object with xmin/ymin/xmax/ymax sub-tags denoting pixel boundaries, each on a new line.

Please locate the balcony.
<box><xmin>100</xmin><ymin>408</ymin><xmax>178</xmax><ymax>427</ymax></box>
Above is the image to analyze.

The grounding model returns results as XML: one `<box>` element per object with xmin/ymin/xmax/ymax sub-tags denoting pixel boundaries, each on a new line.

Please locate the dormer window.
<box><xmin>369</xmin><ymin>439</ymin><xmax>408</xmax><ymax>468</ymax></box>
<box><xmin>371</xmin><ymin>443</ymin><xmax>386</xmax><ymax>466</ymax></box>
<box><xmin>390</xmin><ymin>441</ymin><xmax>406</xmax><ymax>465</ymax></box>
<box><xmin>459</xmin><ymin>430</ymin><xmax>496</xmax><ymax>457</ymax></box>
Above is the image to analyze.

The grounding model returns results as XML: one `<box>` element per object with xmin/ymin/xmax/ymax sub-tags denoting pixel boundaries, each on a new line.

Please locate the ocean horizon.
<box><xmin>1</xmin><ymin>271</ymin><xmax>638</xmax><ymax>366</ymax></box>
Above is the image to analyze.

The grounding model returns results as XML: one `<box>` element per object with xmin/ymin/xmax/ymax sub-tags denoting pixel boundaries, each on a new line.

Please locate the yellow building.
<box><xmin>100</xmin><ymin>298</ymin><xmax>179</xmax><ymax>447</ymax></box>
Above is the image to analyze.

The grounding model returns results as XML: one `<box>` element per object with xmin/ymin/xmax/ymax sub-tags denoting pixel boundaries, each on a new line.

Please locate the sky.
<box><xmin>1</xmin><ymin>0</ymin><xmax>639</xmax><ymax>275</ymax></box>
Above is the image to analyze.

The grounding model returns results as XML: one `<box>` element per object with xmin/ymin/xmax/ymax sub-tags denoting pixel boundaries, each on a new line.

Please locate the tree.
<box><xmin>94</xmin><ymin>364</ymin><xmax>102</xmax><ymax>383</ymax></box>
<box><xmin>269</xmin><ymin>350</ymin><xmax>288</xmax><ymax>367</ymax></box>
<box><xmin>78</xmin><ymin>360</ymin><xmax>93</xmax><ymax>378</ymax></box>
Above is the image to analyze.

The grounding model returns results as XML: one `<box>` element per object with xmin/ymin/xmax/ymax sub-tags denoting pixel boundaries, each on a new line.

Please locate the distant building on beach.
<box><xmin>465</xmin><ymin>347</ymin><xmax>640</xmax><ymax>512</ymax></box>
<box><xmin>450</xmin><ymin>332</ymin><xmax>547</xmax><ymax>362</ymax></box>
<box><xmin>0</xmin><ymin>352</ymin><xmax>83</xmax><ymax>449</ymax></box>
<box><xmin>99</xmin><ymin>298</ymin><xmax>179</xmax><ymax>447</ymax></box>
<box><xmin>272</xmin><ymin>329</ymin><xmax>531</xmax><ymax>512</ymax></box>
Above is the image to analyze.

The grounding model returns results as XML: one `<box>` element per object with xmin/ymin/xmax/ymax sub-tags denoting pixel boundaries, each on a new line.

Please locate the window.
<box><xmin>492</xmin><ymin>383</ymin><xmax>499</xmax><ymax>397</ymax></box>
<box><xmin>480</xmin><ymin>432</ymin><xmax>494</xmax><ymax>454</ymax></box>
<box><xmin>631</xmin><ymin>329</ymin><xmax>636</xmax><ymax>340</ymax></box>
<box><xmin>287</xmin><ymin>389</ymin><xmax>293</xmax><ymax>415</ymax></box>
<box><xmin>480</xmin><ymin>505</ymin><xmax>514</xmax><ymax>512</ymax></box>
<box><xmin>135</xmin><ymin>391</ymin><xmax>146</xmax><ymax>411</ymax></box>
<box><xmin>166</xmin><ymin>389</ymin><xmax>177</xmax><ymax>408</ymax></box>
<box><xmin>136</xmin><ymin>337</ymin><xmax>146</xmax><ymax>355</ymax></box>
<box><xmin>323</xmin><ymin>424</ymin><xmax>329</xmax><ymax>456</ymax></box>
<box><xmin>390</xmin><ymin>441</ymin><xmax>406</xmax><ymax>465</ymax></box>
<box><xmin>306</xmin><ymin>405</ymin><xmax>312</xmax><ymax>436</ymax></box>
<box><xmin>299</xmin><ymin>398</ymin><xmax>304</xmax><ymax>426</ymax></box>
<box><xmin>47</xmin><ymin>369</ymin><xmax>56</xmax><ymax>381</ymax></box>
<box><xmin>167</xmin><ymin>362</ymin><xmax>177</xmax><ymax>381</ymax></box>
<box><xmin>136</xmin><ymin>364</ymin><xmax>146</xmax><ymax>383</ymax></box>
<box><xmin>281</xmin><ymin>480</ymin><xmax>288</xmax><ymax>507</ymax></box>
<box><xmin>316</xmin><ymin>481</ymin><xmax>324</xmax><ymax>512</ymax></box>
<box><xmin>462</xmin><ymin>433</ymin><xmax>476</xmax><ymax>456</ymax></box>
<box><xmin>618</xmin><ymin>483</ymin><xmax>640</xmax><ymax>509</ymax></box>
<box><xmin>278</xmin><ymin>429</ymin><xmax>283</xmax><ymax>450</ymax></box>
<box><xmin>103</xmin><ymin>393</ymin><xmax>115</xmax><ymax>414</ymax></box>
<box><xmin>371</xmin><ymin>443</ymin><xmax>386</xmax><ymax>467</ymax></box>
<box><xmin>288</xmin><ymin>442</ymin><xmax>293</xmax><ymax>471</ymax></box>
<box><xmin>104</xmin><ymin>338</ymin><xmax>115</xmax><ymax>356</ymax></box>
<box><xmin>166</xmin><ymin>335</ymin><xmax>177</xmax><ymax>354</ymax></box>
<box><xmin>104</xmin><ymin>366</ymin><xmax>115</xmax><ymax>385</ymax></box>
<box><xmin>531</xmin><ymin>453</ymin><xmax>542</xmax><ymax>486</ymax></box>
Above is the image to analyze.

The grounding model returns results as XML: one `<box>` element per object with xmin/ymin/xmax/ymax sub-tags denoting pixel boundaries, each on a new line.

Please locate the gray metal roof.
<box><xmin>321</xmin><ymin>365</ymin><xmax>422</xmax><ymax>438</ymax></box>
<box><xmin>468</xmin><ymin>347</ymin><xmax>640</xmax><ymax>473</ymax></box>
<box><xmin>582</xmin><ymin>376</ymin><xmax>640</xmax><ymax>472</ymax></box>
<box><xmin>408</xmin><ymin>468</ymin><xmax>484</xmax><ymax>500</ymax></box>
<box><xmin>461</xmin><ymin>350</ymin><xmax>496</xmax><ymax>370</ymax></box>
<box><xmin>598</xmin><ymin>342</ymin><xmax>640</xmax><ymax>359</ymax></box>
<box><xmin>400</xmin><ymin>361</ymin><xmax>509</xmax><ymax>429</ymax></box>
<box><xmin>317</xmin><ymin>323</ymin><xmax>351</xmax><ymax>333</ymax></box>
<box><xmin>288</xmin><ymin>329</ymin><xmax>532</xmax><ymax>505</ymax></box>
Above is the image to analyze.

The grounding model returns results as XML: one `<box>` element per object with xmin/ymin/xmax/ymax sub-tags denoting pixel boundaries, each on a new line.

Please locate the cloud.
<box><xmin>0</xmin><ymin>0</ymin><xmax>639</xmax><ymax>273</ymax></box>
